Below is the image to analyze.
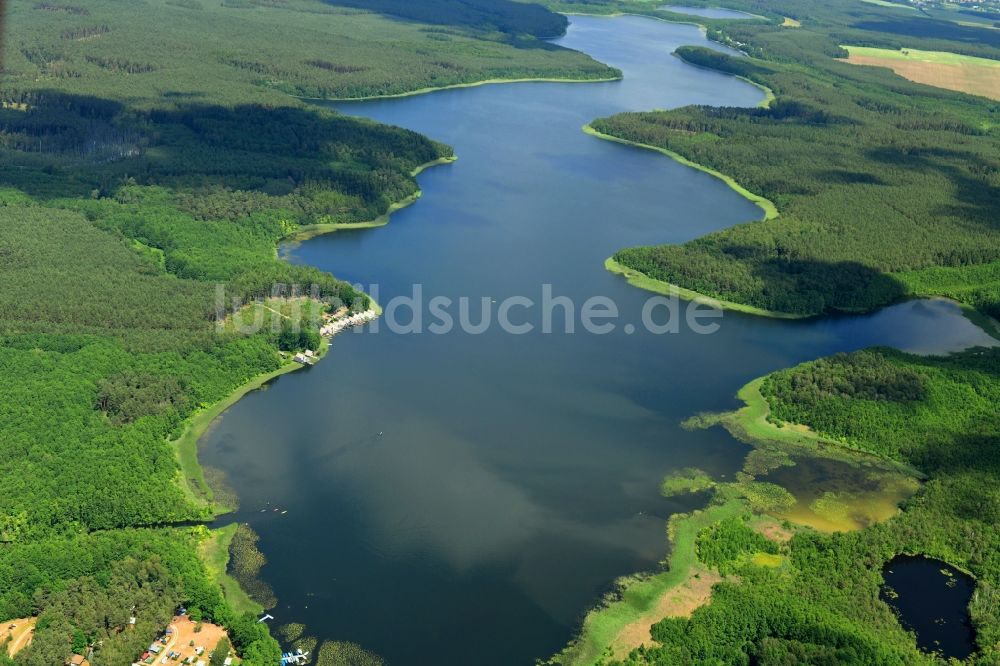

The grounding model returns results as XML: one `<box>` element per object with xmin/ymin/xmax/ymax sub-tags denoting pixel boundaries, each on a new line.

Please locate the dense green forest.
<box><xmin>0</xmin><ymin>528</ymin><xmax>281</xmax><ymax>665</ymax></box>
<box><xmin>0</xmin><ymin>0</ymin><xmax>620</xmax><ymax>663</ymax></box>
<box><xmin>589</xmin><ymin>0</ymin><xmax>1000</xmax><ymax>316</ymax></box>
<box><xmin>603</xmin><ymin>347</ymin><xmax>1000</xmax><ymax>665</ymax></box>
<box><xmin>323</xmin><ymin>0</ymin><xmax>569</xmax><ymax>40</ymax></box>
<box><xmin>2</xmin><ymin>0</ymin><xmax>615</xmax><ymax>103</ymax></box>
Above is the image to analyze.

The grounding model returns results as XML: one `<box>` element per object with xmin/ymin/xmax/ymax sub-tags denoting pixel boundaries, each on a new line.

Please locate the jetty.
<box><xmin>280</xmin><ymin>649</ymin><xmax>309</xmax><ymax>665</ymax></box>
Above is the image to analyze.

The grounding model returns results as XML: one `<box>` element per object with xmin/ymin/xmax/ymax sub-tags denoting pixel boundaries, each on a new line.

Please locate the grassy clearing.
<box><xmin>605</xmin><ymin>257</ymin><xmax>808</xmax><ymax>319</ymax></box>
<box><xmin>198</xmin><ymin>524</ymin><xmax>263</xmax><ymax>617</ymax></box>
<box><xmin>843</xmin><ymin>45</ymin><xmax>1000</xmax><ymax>100</ymax></box>
<box><xmin>751</xmin><ymin>552</ymin><xmax>785</xmax><ymax>568</ymax></box>
<box><xmin>553</xmin><ymin>499</ymin><xmax>744</xmax><ymax>666</ymax></box>
<box><xmin>781</xmin><ymin>16</ymin><xmax>801</xmax><ymax>27</ymax></box>
<box><xmin>3</xmin><ymin>617</ymin><xmax>37</xmax><ymax>657</ymax></box>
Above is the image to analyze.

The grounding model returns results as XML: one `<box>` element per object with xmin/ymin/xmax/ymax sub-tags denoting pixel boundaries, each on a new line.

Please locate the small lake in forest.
<box><xmin>882</xmin><ymin>555</ymin><xmax>976</xmax><ymax>660</ymax></box>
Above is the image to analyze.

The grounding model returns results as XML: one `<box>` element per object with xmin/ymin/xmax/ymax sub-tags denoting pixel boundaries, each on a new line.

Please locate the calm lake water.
<box><xmin>201</xmin><ymin>15</ymin><xmax>995</xmax><ymax>664</ymax></box>
<box><xmin>882</xmin><ymin>555</ymin><xmax>976</xmax><ymax>660</ymax></box>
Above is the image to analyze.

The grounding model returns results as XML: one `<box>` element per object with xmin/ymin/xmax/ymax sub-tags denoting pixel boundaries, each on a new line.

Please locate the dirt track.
<box><xmin>4</xmin><ymin>617</ymin><xmax>37</xmax><ymax>657</ymax></box>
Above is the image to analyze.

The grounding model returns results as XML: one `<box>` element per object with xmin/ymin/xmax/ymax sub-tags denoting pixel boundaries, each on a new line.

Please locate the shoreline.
<box><xmin>554</xmin><ymin>373</ymin><xmax>922</xmax><ymax>665</ymax></box>
<box><xmin>563</xmin><ymin>10</ymin><xmax>709</xmax><ymax>32</ymax></box>
<box><xmin>171</xmin><ymin>354</ymin><xmax>320</xmax><ymax>515</ymax></box>
<box><xmin>717</xmin><ymin>377</ymin><xmax>923</xmax><ymax>478</ymax></box>
<box><xmin>312</xmin><ymin>74</ymin><xmax>623</xmax><ymax>103</ymax></box>
<box><xmin>670</xmin><ymin>50</ymin><xmax>776</xmax><ymax>108</ymax></box>
<box><xmin>181</xmin><ymin>11</ymin><xmax>988</xmax><ymax>656</ymax></box>
<box><xmin>606</xmin><ymin>253</ymin><xmax>1000</xmax><ymax>333</ymax></box>
<box><xmin>604</xmin><ymin>257</ymin><xmax>808</xmax><ymax>319</ymax></box>
<box><xmin>956</xmin><ymin>302</ymin><xmax>1000</xmax><ymax>341</ymax></box>
<box><xmin>172</xmin><ymin>155</ymin><xmax>459</xmax><ymax>511</ymax></box>
<box><xmin>300</xmin><ymin>6</ymin><xmax>779</xmax><ymax>108</ymax></box>
<box><xmin>180</xmin><ymin>152</ymin><xmax>456</xmax><ymax>594</ymax></box>
<box><xmin>582</xmin><ymin>124</ymin><xmax>779</xmax><ymax>221</ymax></box>
<box><xmin>199</xmin><ymin>523</ymin><xmax>264</xmax><ymax>616</ymax></box>
<box><xmin>554</xmin><ymin>499</ymin><xmax>744</xmax><ymax>666</ymax></box>
<box><xmin>282</xmin><ymin>155</ymin><xmax>458</xmax><ymax>243</ymax></box>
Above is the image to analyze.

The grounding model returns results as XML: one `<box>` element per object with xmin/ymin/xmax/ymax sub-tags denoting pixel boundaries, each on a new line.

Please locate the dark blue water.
<box><xmin>882</xmin><ymin>555</ymin><xmax>976</xmax><ymax>660</ymax></box>
<box><xmin>201</xmin><ymin>15</ymin><xmax>995</xmax><ymax>665</ymax></box>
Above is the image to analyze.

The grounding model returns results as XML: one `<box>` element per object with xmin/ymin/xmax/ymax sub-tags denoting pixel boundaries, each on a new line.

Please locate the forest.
<box><xmin>604</xmin><ymin>347</ymin><xmax>1000</xmax><ymax>665</ymax></box>
<box><xmin>0</xmin><ymin>0</ymin><xmax>616</xmax><ymax>662</ymax></box>
<box><xmin>2</xmin><ymin>0</ymin><xmax>616</xmax><ymax>104</ymax></box>
<box><xmin>589</xmin><ymin>0</ymin><xmax>1000</xmax><ymax>317</ymax></box>
<box><xmin>322</xmin><ymin>0</ymin><xmax>570</xmax><ymax>40</ymax></box>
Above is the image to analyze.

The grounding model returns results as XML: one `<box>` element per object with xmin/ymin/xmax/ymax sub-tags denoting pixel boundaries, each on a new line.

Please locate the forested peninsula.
<box><xmin>0</xmin><ymin>0</ymin><xmax>613</xmax><ymax>663</ymax></box>
<box><xmin>576</xmin><ymin>0</ymin><xmax>1000</xmax><ymax>318</ymax></box>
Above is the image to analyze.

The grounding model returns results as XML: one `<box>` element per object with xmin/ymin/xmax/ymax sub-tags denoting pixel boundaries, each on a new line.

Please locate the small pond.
<box><xmin>882</xmin><ymin>555</ymin><xmax>976</xmax><ymax>660</ymax></box>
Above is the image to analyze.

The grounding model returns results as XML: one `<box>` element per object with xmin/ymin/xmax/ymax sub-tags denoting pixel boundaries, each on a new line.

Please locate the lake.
<box><xmin>200</xmin><ymin>15</ymin><xmax>995</xmax><ymax>664</ymax></box>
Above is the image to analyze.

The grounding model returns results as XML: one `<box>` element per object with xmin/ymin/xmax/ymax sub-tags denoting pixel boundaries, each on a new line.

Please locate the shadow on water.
<box><xmin>882</xmin><ymin>555</ymin><xmax>976</xmax><ymax>660</ymax></box>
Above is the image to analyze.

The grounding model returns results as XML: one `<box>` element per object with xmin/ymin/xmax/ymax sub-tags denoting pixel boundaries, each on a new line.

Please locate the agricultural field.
<box><xmin>860</xmin><ymin>0</ymin><xmax>918</xmax><ymax>10</ymax></box>
<box><xmin>843</xmin><ymin>45</ymin><xmax>1000</xmax><ymax>100</ymax></box>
